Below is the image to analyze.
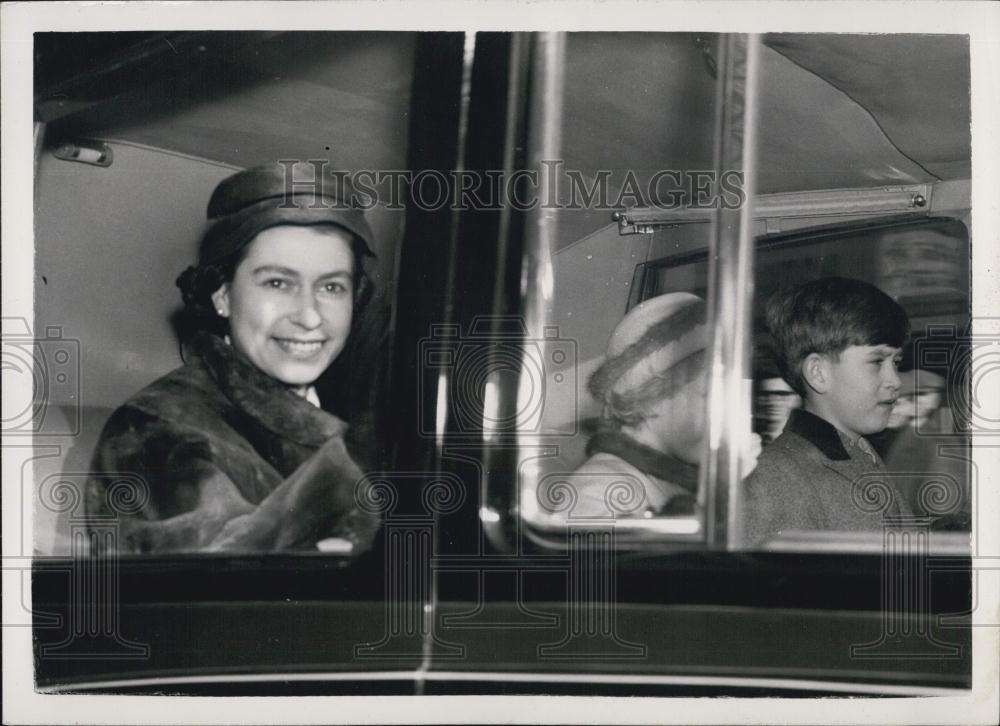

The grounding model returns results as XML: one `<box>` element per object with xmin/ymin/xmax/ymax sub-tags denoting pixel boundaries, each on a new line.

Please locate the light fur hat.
<box><xmin>588</xmin><ymin>292</ymin><xmax>708</xmax><ymax>416</ymax></box>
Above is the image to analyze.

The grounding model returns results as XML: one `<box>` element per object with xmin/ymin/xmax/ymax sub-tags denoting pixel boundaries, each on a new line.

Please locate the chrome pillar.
<box><xmin>702</xmin><ymin>34</ymin><xmax>760</xmax><ymax>548</ymax></box>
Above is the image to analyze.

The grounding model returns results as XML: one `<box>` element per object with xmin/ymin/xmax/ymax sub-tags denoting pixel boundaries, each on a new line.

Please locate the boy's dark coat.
<box><xmin>741</xmin><ymin>409</ymin><xmax>908</xmax><ymax>547</ymax></box>
<box><xmin>85</xmin><ymin>333</ymin><xmax>378</xmax><ymax>553</ymax></box>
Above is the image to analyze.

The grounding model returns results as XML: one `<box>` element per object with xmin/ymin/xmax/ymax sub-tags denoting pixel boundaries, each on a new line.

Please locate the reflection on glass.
<box><xmin>877</xmin><ymin>367</ymin><xmax>968</xmax><ymax>527</ymax></box>
<box><xmin>755</xmin><ymin>377</ymin><xmax>801</xmax><ymax>444</ymax></box>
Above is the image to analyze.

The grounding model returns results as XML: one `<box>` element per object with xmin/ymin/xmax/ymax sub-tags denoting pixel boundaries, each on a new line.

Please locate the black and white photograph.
<box><xmin>2</xmin><ymin>1</ymin><xmax>999</xmax><ymax>724</ymax></box>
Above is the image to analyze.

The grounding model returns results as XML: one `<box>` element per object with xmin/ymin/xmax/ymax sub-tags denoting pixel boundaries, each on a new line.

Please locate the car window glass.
<box><xmin>517</xmin><ymin>34</ymin><xmax>721</xmax><ymax>542</ymax></box>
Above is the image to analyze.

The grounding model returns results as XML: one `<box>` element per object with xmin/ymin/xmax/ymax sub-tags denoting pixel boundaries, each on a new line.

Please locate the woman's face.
<box><xmin>649</xmin><ymin>368</ymin><xmax>707</xmax><ymax>464</ymax></box>
<box><xmin>212</xmin><ymin>225</ymin><xmax>355</xmax><ymax>391</ymax></box>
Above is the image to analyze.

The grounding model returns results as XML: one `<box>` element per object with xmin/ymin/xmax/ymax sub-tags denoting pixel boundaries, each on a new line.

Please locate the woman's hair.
<box><xmin>175</xmin><ymin>247</ymin><xmax>244</xmax><ymax>337</ymax></box>
<box><xmin>175</xmin><ymin>224</ymin><xmax>375</xmax><ymax>338</ymax></box>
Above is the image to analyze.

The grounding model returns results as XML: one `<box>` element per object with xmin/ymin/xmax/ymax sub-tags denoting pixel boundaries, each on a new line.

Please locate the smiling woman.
<box><xmin>212</xmin><ymin>226</ymin><xmax>356</xmax><ymax>395</ymax></box>
<box><xmin>84</xmin><ymin>163</ymin><xmax>382</xmax><ymax>554</ymax></box>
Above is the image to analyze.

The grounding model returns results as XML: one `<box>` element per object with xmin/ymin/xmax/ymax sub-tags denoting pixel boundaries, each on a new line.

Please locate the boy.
<box><xmin>741</xmin><ymin>276</ymin><xmax>911</xmax><ymax>547</ymax></box>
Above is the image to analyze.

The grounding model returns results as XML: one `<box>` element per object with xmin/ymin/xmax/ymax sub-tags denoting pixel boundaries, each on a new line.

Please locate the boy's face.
<box><xmin>819</xmin><ymin>344</ymin><xmax>903</xmax><ymax>440</ymax></box>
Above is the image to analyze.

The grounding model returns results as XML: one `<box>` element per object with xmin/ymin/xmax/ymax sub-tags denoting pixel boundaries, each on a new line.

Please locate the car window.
<box><xmin>27</xmin><ymin>31</ymin><xmax>974</xmax><ymax>561</ymax></box>
<box><xmin>29</xmin><ymin>31</ymin><xmax>421</xmax><ymax>557</ymax></box>
<box><xmin>514</xmin><ymin>33</ymin><xmax>726</xmax><ymax>545</ymax></box>
<box><xmin>644</xmin><ymin>217</ymin><xmax>973</xmax><ymax>547</ymax></box>
<box><xmin>643</xmin><ymin>218</ymin><xmax>971</xmax><ymax>441</ymax></box>
<box><xmin>511</xmin><ymin>33</ymin><xmax>972</xmax><ymax>554</ymax></box>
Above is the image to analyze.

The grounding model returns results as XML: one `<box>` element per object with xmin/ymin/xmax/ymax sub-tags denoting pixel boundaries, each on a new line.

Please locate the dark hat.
<box><xmin>198</xmin><ymin>162</ymin><xmax>375</xmax><ymax>266</ymax></box>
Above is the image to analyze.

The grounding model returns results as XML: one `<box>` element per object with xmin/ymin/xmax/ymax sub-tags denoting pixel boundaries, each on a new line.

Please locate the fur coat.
<box><xmin>85</xmin><ymin>332</ymin><xmax>378</xmax><ymax>554</ymax></box>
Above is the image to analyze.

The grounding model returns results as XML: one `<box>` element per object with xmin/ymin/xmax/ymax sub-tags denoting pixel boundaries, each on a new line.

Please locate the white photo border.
<box><xmin>3</xmin><ymin>2</ymin><xmax>999</xmax><ymax>724</ymax></box>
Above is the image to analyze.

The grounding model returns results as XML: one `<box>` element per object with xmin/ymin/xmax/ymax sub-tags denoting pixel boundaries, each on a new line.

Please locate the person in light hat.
<box><xmin>568</xmin><ymin>292</ymin><xmax>712</xmax><ymax>519</ymax></box>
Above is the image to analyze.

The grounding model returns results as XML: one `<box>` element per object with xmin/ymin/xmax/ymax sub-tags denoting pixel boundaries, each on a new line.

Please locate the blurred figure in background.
<box><xmin>880</xmin><ymin>368</ymin><xmax>970</xmax><ymax>528</ymax></box>
<box><xmin>884</xmin><ymin>368</ymin><xmax>947</xmax><ymax>432</ymax></box>
<box><xmin>755</xmin><ymin>376</ymin><xmax>802</xmax><ymax>445</ymax></box>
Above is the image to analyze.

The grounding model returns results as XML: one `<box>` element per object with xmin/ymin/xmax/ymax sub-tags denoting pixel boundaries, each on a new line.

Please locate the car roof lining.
<box><xmin>37</xmin><ymin>32</ymin><xmax>970</xmax><ymax>250</ymax></box>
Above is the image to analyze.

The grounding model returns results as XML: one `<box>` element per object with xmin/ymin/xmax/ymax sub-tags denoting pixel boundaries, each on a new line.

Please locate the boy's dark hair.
<box><xmin>765</xmin><ymin>276</ymin><xmax>910</xmax><ymax>397</ymax></box>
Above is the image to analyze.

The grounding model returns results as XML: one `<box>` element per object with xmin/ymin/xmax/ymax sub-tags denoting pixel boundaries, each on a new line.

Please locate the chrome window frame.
<box><xmin>513</xmin><ymin>34</ymin><xmax>763</xmax><ymax>551</ymax></box>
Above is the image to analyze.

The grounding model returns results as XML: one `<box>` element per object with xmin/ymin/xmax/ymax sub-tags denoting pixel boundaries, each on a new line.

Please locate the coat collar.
<box><xmin>586</xmin><ymin>427</ymin><xmax>699</xmax><ymax>494</ymax></box>
<box><xmin>185</xmin><ymin>332</ymin><xmax>347</xmax><ymax>447</ymax></box>
<box><xmin>782</xmin><ymin>408</ymin><xmax>852</xmax><ymax>461</ymax></box>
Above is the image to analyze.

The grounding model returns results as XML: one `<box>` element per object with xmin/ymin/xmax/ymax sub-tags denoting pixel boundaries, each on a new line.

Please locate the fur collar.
<box><xmin>586</xmin><ymin>428</ymin><xmax>699</xmax><ymax>494</ymax></box>
<box><xmin>185</xmin><ymin>332</ymin><xmax>347</xmax><ymax>447</ymax></box>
